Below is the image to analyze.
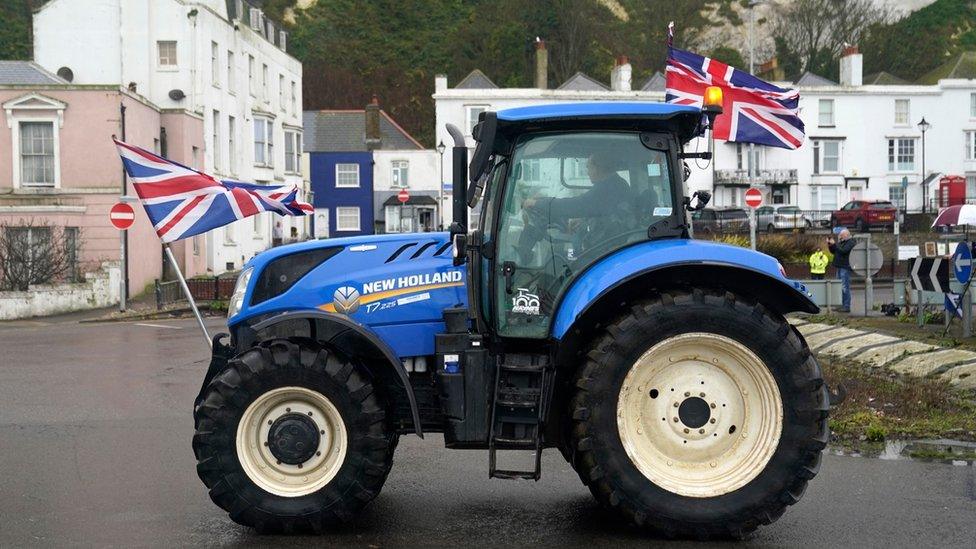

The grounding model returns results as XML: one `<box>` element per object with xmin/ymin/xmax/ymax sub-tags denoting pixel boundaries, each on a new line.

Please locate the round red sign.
<box><xmin>745</xmin><ymin>188</ymin><xmax>763</xmax><ymax>208</ymax></box>
<box><xmin>397</xmin><ymin>189</ymin><xmax>410</xmax><ymax>204</ymax></box>
<box><xmin>109</xmin><ymin>202</ymin><xmax>135</xmax><ymax>230</ymax></box>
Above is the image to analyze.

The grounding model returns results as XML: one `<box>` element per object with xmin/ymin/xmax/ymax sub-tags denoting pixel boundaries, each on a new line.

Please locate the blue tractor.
<box><xmin>193</xmin><ymin>93</ymin><xmax>828</xmax><ymax>538</ymax></box>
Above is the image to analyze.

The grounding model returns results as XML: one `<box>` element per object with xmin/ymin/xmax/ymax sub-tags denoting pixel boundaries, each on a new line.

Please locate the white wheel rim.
<box><xmin>236</xmin><ymin>386</ymin><xmax>348</xmax><ymax>498</ymax></box>
<box><xmin>617</xmin><ymin>333</ymin><xmax>783</xmax><ymax>498</ymax></box>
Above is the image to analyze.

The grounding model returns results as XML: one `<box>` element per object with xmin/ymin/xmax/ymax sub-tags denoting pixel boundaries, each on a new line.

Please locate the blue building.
<box><xmin>303</xmin><ymin>98</ymin><xmax>423</xmax><ymax>237</ymax></box>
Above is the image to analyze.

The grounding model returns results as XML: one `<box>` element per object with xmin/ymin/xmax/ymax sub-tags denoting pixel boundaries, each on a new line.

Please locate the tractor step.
<box><xmin>488</xmin><ymin>353</ymin><xmax>552</xmax><ymax>481</ymax></box>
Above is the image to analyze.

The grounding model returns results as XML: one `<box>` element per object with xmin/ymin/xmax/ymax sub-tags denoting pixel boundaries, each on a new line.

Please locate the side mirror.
<box><xmin>451</xmin><ymin>233</ymin><xmax>467</xmax><ymax>267</ymax></box>
<box><xmin>685</xmin><ymin>190</ymin><xmax>711</xmax><ymax>211</ymax></box>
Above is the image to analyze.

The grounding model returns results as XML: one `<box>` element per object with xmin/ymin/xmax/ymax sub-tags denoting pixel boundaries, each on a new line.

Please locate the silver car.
<box><xmin>756</xmin><ymin>205</ymin><xmax>812</xmax><ymax>232</ymax></box>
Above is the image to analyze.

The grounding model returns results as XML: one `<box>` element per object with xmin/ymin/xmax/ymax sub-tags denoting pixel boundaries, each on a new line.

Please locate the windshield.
<box><xmin>492</xmin><ymin>131</ymin><xmax>674</xmax><ymax>338</ymax></box>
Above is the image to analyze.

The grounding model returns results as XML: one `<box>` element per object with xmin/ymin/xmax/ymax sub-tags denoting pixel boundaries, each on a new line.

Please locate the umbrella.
<box><xmin>932</xmin><ymin>204</ymin><xmax>976</xmax><ymax>227</ymax></box>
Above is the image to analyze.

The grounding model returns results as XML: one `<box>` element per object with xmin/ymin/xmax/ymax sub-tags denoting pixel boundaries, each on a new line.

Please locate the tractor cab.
<box><xmin>450</xmin><ymin>102</ymin><xmax>711</xmax><ymax>340</ymax></box>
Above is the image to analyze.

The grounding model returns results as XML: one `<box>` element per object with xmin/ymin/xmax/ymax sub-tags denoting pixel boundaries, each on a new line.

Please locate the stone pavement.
<box><xmin>790</xmin><ymin>318</ymin><xmax>976</xmax><ymax>390</ymax></box>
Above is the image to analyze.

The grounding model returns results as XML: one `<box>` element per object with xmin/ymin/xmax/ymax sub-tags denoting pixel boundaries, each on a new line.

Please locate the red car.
<box><xmin>830</xmin><ymin>200</ymin><xmax>897</xmax><ymax>231</ymax></box>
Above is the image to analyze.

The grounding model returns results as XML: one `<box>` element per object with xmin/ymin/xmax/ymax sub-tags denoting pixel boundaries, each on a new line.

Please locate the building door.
<box><xmin>418</xmin><ymin>208</ymin><xmax>433</xmax><ymax>232</ymax></box>
<box><xmin>314</xmin><ymin>208</ymin><xmax>329</xmax><ymax>239</ymax></box>
<box><xmin>849</xmin><ymin>184</ymin><xmax>863</xmax><ymax>200</ymax></box>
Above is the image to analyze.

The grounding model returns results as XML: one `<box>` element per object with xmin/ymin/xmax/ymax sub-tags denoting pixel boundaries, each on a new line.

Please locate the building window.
<box><xmin>279</xmin><ymin>74</ymin><xmax>285</xmax><ymax>111</ymax></box>
<box><xmin>153</xmin><ymin>138</ymin><xmax>160</xmax><ymax>155</ymax></box>
<box><xmin>521</xmin><ymin>159</ymin><xmax>541</xmax><ymax>181</ymax></box>
<box><xmin>971</xmin><ymin>93</ymin><xmax>976</xmax><ymax>118</ymax></box>
<box><xmin>335</xmin><ymin>163</ymin><xmax>360</xmax><ymax>188</ymax></box>
<box><xmin>211</xmin><ymin>110</ymin><xmax>221</xmax><ymax>171</ymax></box>
<box><xmin>735</xmin><ymin>143</ymin><xmax>762</xmax><ymax>171</ymax></box>
<box><xmin>157</xmin><ymin>40</ymin><xmax>177</xmax><ymax>67</ymax></box>
<box><xmin>248</xmin><ymin>55</ymin><xmax>255</xmax><ymax>96</ymax></box>
<box><xmin>812</xmin><ymin>140</ymin><xmax>841</xmax><ymax>174</ymax></box>
<box><xmin>810</xmin><ymin>186</ymin><xmax>839</xmax><ymax>211</ymax></box>
<box><xmin>894</xmin><ymin>99</ymin><xmax>910</xmax><ymax>125</ymax></box>
<box><xmin>227</xmin><ymin>50</ymin><xmax>235</xmax><ymax>92</ymax></box>
<box><xmin>262</xmin><ymin>64</ymin><xmax>269</xmax><ymax>101</ymax></box>
<box><xmin>967</xmin><ymin>174</ymin><xmax>976</xmax><ymax>199</ymax></box>
<box><xmin>336</xmin><ymin>207</ymin><xmax>361</xmax><ymax>231</ymax></box>
<box><xmin>211</xmin><ymin>41</ymin><xmax>220</xmax><ymax>86</ymax></box>
<box><xmin>253</xmin><ymin>117</ymin><xmax>273</xmax><ymax>167</ymax></box>
<box><xmin>19</xmin><ymin>122</ymin><xmax>55</xmax><ymax>187</ymax></box>
<box><xmin>818</xmin><ymin>99</ymin><xmax>834</xmax><ymax>127</ymax></box>
<box><xmin>385</xmin><ymin>205</ymin><xmax>413</xmax><ymax>233</ymax></box>
<box><xmin>888</xmin><ymin>183</ymin><xmax>905</xmax><ymax>208</ymax></box>
<box><xmin>291</xmin><ymin>81</ymin><xmax>297</xmax><ymax>114</ymax></box>
<box><xmin>228</xmin><ymin>116</ymin><xmax>237</xmax><ymax>174</ymax></box>
<box><xmin>967</xmin><ymin>131</ymin><xmax>976</xmax><ymax>161</ymax></box>
<box><xmin>465</xmin><ymin>105</ymin><xmax>488</xmax><ymax>134</ymax></box>
<box><xmin>391</xmin><ymin>160</ymin><xmax>409</xmax><ymax>188</ymax></box>
<box><xmin>284</xmin><ymin>130</ymin><xmax>301</xmax><ymax>174</ymax></box>
<box><xmin>887</xmin><ymin>138</ymin><xmax>916</xmax><ymax>172</ymax></box>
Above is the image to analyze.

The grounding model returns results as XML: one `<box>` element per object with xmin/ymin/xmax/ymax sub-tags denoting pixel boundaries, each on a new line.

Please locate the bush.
<box><xmin>704</xmin><ymin>233</ymin><xmax>828</xmax><ymax>263</ymax></box>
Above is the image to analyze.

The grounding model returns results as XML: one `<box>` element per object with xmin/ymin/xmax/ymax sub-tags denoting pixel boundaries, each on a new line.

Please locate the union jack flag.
<box><xmin>114</xmin><ymin>139</ymin><xmax>312</xmax><ymax>243</ymax></box>
<box><xmin>665</xmin><ymin>45</ymin><xmax>805</xmax><ymax>150</ymax></box>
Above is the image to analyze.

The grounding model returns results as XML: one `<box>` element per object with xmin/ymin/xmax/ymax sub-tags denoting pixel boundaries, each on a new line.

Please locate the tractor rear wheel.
<box><xmin>193</xmin><ymin>338</ymin><xmax>396</xmax><ymax>533</ymax></box>
<box><xmin>568</xmin><ymin>290</ymin><xmax>828</xmax><ymax>539</ymax></box>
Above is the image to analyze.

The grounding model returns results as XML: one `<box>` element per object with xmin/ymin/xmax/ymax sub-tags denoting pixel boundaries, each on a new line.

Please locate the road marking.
<box><xmin>134</xmin><ymin>322</ymin><xmax>182</xmax><ymax>329</ymax></box>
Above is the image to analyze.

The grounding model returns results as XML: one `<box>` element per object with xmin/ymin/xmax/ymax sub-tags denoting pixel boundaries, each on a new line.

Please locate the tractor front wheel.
<box><xmin>569</xmin><ymin>290</ymin><xmax>828</xmax><ymax>539</ymax></box>
<box><xmin>193</xmin><ymin>338</ymin><xmax>396</xmax><ymax>533</ymax></box>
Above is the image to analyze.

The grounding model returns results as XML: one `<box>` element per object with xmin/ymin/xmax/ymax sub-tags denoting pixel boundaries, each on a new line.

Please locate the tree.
<box><xmin>0</xmin><ymin>221</ymin><xmax>81</xmax><ymax>291</ymax></box>
<box><xmin>709</xmin><ymin>46</ymin><xmax>745</xmax><ymax>69</ymax></box>
<box><xmin>770</xmin><ymin>0</ymin><xmax>894</xmax><ymax>79</ymax></box>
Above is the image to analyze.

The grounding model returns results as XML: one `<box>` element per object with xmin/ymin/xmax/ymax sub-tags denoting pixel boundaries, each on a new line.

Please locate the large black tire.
<box><xmin>192</xmin><ymin>338</ymin><xmax>396</xmax><ymax>533</ymax></box>
<box><xmin>568</xmin><ymin>290</ymin><xmax>828</xmax><ymax>539</ymax></box>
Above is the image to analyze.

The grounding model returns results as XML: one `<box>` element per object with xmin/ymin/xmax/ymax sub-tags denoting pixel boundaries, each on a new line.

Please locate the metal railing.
<box><xmin>714</xmin><ymin>169</ymin><xmax>798</xmax><ymax>185</ymax></box>
<box><xmin>154</xmin><ymin>275</ymin><xmax>237</xmax><ymax>310</ymax></box>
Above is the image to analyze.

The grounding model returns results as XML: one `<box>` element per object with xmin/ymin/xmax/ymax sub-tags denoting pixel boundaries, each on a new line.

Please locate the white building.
<box><xmin>33</xmin><ymin>0</ymin><xmax>305</xmax><ymax>273</ymax></box>
<box><xmin>373</xmin><ymin>148</ymin><xmax>447</xmax><ymax>233</ymax></box>
<box><xmin>434</xmin><ymin>43</ymin><xmax>976</xmax><ymax>216</ymax></box>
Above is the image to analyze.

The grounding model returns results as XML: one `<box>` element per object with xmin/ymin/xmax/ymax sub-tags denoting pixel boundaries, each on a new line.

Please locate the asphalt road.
<box><xmin>1</xmin><ymin>314</ymin><xmax>974</xmax><ymax>548</ymax></box>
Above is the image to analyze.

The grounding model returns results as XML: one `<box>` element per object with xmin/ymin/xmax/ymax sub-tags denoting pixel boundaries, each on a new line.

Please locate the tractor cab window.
<box><xmin>493</xmin><ymin>131</ymin><xmax>674</xmax><ymax>338</ymax></box>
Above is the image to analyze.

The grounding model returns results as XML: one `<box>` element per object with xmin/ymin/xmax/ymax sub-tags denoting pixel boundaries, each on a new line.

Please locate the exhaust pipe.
<box><xmin>445</xmin><ymin>124</ymin><xmax>467</xmax><ymax>265</ymax></box>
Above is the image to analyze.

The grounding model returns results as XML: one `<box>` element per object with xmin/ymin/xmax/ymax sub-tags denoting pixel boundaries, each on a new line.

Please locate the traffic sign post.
<box><xmin>109</xmin><ymin>202</ymin><xmax>135</xmax><ymax>312</ymax></box>
<box><xmin>910</xmin><ymin>257</ymin><xmax>950</xmax><ymax>327</ymax></box>
<box><xmin>745</xmin><ymin>188</ymin><xmax>762</xmax><ymax>251</ymax></box>
<box><xmin>851</xmin><ymin>234</ymin><xmax>883</xmax><ymax>317</ymax></box>
<box><xmin>397</xmin><ymin>189</ymin><xmax>410</xmax><ymax>232</ymax></box>
<box><xmin>952</xmin><ymin>242</ymin><xmax>973</xmax><ymax>336</ymax></box>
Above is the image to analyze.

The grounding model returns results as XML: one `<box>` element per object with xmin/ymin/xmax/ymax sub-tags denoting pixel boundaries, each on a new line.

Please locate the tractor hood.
<box><xmin>229</xmin><ymin>232</ymin><xmax>467</xmax><ymax>335</ymax></box>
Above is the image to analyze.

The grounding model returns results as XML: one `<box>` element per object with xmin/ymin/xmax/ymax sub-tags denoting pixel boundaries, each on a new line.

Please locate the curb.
<box><xmin>790</xmin><ymin>319</ymin><xmax>976</xmax><ymax>391</ymax></box>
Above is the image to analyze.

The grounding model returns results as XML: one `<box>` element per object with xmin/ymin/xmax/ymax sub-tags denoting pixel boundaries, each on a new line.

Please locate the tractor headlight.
<box><xmin>228</xmin><ymin>267</ymin><xmax>254</xmax><ymax>319</ymax></box>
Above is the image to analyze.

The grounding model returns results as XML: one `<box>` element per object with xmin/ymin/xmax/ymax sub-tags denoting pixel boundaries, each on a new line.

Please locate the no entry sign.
<box><xmin>745</xmin><ymin>188</ymin><xmax>763</xmax><ymax>208</ymax></box>
<box><xmin>109</xmin><ymin>202</ymin><xmax>135</xmax><ymax>230</ymax></box>
<box><xmin>397</xmin><ymin>189</ymin><xmax>410</xmax><ymax>203</ymax></box>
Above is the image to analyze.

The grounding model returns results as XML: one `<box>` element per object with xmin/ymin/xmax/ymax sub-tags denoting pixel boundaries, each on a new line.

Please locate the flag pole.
<box><xmin>163</xmin><ymin>243</ymin><xmax>212</xmax><ymax>348</ymax></box>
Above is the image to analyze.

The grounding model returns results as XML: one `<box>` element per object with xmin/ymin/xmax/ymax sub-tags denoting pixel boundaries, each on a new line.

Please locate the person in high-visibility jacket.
<box><xmin>809</xmin><ymin>247</ymin><xmax>829</xmax><ymax>280</ymax></box>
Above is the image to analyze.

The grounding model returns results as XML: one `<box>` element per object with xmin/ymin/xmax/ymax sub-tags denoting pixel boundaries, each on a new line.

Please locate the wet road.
<box><xmin>1</xmin><ymin>315</ymin><xmax>975</xmax><ymax>547</ymax></box>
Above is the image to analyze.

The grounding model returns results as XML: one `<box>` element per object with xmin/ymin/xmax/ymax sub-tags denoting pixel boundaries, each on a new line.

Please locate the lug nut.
<box><xmin>263</xmin><ymin>441</ymin><xmax>268</xmax><ymax>446</ymax></box>
<box><xmin>699</xmin><ymin>392</ymin><xmax>705</xmax><ymax>398</ymax></box>
<box><xmin>308</xmin><ymin>411</ymin><xmax>313</xmax><ymax>416</ymax></box>
<box><xmin>286</xmin><ymin>407</ymin><xmax>291</xmax><ymax>412</ymax></box>
<box><xmin>699</xmin><ymin>429</ymin><xmax>705</xmax><ymax>434</ymax></box>
<box><xmin>673</xmin><ymin>417</ymin><xmax>679</xmax><ymax>423</ymax></box>
<box><xmin>316</xmin><ymin>451</ymin><xmax>322</xmax><ymax>457</ymax></box>
<box><xmin>673</xmin><ymin>402</ymin><xmax>679</xmax><ymax>408</ymax></box>
<box><xmin>710</xmin><ymin>418</ymin><xmax>716</xmax><ymax>424</ymax></box>
<box><xmin>684</xmin><ymin>391</ymin><xmax>690</xmax><ymax>397</ymax></box>
<box><xmin>683</xmin><ymin>428</ymin><xmax>690</xmax><ymax>433</ymax></box>
<box><xmin>320</xmin><ymin>430</ymin><xmax>325</xmax><ymax>435</ymax></box>
<box><xmin>297</xmin><ymin>463</ymin><xmax>303</xmax><ymax>469</ymax></box>
<box><xmin>268</xmin><ymin>420</ymin><xmax>273</xmax><ymax>425</ymax></box>
<box><xmin>710</xmin><ymin>403</ymin><xmax>716</xmax><ymax>409</ymax></box>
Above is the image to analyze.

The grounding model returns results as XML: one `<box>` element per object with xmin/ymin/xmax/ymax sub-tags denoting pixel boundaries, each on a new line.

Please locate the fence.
<box><xmin>693</xmin><ymin>209</ymin><xmax>938</xmax><ymax>236</ymax></box>
<box><xmin>154</xmin><ymin>275</ymin><xmax>237</xmax><ymax>310</ymax></box>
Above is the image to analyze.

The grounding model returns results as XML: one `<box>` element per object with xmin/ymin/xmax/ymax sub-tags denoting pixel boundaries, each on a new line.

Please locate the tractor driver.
<box><xmin>519</xmin><ymin>151</ymin><xmax>632</xmax><ymax>260</ymax></box>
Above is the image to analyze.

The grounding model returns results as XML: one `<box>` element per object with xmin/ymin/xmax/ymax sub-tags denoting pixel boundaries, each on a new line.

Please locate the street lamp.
<box><xmin>436</xmin><ymin>140</ymin><xmax>446</xmax><ymax>230</ymax></box>
<box><xmin>917</xmin><ymin>117</ymin><xmax>931</xmax><ymax>213</ymax></box>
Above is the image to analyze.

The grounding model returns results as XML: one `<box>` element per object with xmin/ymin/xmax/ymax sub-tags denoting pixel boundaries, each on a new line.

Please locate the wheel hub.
<box><xmin>267</xmin><ymin>413</ymin><xmax>320</xmax><ymax>465</ymax></box>
<box><xmin>677</xmin><ymin>396</ymin><xmax>711</xmax><ymax>429</ymax></box>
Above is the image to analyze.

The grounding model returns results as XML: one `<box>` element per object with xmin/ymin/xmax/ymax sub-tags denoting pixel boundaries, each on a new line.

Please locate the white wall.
<box><xmin>35</xmin><ymin>0</ymin><xmax>306</xmax><ymax>273</ymax></box>
<box><xmin>0</xmin><ymin>262</ymin><xmax>120</xmax><ymax>320</ymax></box>
<box><xmin>434</xmin><ymin>74</ymin><xmax>976</xmax><ymax>215</ymax></box>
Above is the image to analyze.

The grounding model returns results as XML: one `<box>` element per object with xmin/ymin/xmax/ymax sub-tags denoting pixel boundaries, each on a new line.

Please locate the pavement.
<box><xmin>1</xmin><ymin>316</ymin><xmax>975</xmax><ymax>547</ymax></box>
<box><xmin>790</xmin><ymin>318</ymin><xmax>976</xmax><ymax>389</ymax></box>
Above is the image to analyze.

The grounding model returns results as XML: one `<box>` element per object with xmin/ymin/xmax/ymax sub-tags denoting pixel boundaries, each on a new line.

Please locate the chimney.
<box><xmin>839</xmin><ymin>44</ymin><xmax>863</xmax><ymax>87</ymax></box>
<box><xmin>534</xmin><ymin>37</ymin><xmax>548</xmax><ymax>89</ymax></box>
<box><xmin>435</xmin><ymin>73</ymin><xmax>448</xmax><ymax>92</ymax></box>
<box><xmin>611</xmin><ymin>55</ymin><xmax>632</xmax><ymax>91</ymax></box>
<box><xmin>365</xmin><ymin>95</ymin><xmax>381</xmax><ymax>150</ymax></box>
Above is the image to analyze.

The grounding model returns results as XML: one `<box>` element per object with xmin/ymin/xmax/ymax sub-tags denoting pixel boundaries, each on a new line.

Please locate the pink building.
<box><xmin>0</xmin><ymin>61</ymin><xmax>207</xmax><ymax>302</ymax></box>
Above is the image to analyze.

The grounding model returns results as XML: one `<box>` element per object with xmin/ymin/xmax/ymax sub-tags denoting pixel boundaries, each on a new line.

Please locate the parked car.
<box><xmin>692</xmin><ymin>207</ymin><xmax>749</xmax><ymax>235</ymax></box>
<box><xmin>756</xmin><ymin>205</ymin><xmax>813</xmax><ymax>232</ymax></box>
<box><xmin>830</xmin><ymin>200</ymin><xmax>897</xmax><ymax>231</ymax></box>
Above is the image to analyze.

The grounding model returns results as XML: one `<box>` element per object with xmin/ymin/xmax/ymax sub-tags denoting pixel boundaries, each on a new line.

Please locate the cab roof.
<box><xmin>496</xmin><ymin>102</ymin><xmax>700</xmax><ymax>122</ymax></box>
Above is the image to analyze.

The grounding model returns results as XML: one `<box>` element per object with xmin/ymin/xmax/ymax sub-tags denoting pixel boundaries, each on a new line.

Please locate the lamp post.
<box><xmin>436</xmin><ymin>140</ymin><xmax>446</xmax><ymax>230</ymax></box>
<box><xmin>918</xmin><ymin>117</ymin><xmax>931</xmax><ymax>213</ymax></box>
